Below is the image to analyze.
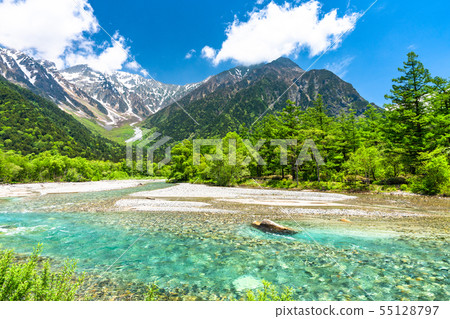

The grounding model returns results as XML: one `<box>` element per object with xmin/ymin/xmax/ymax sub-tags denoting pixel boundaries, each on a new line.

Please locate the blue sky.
<box><xmin>88</xmin><ymin>0</ymin><xmax>449</xmax><ymax>106</ymax></box>
<box><xmin>0</xmin><ymin>0</ymin><xmax>449</xmax><ymax>106</ymax></box>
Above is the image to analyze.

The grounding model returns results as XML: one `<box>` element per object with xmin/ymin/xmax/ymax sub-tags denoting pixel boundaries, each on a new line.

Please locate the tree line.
<box><xmin>0</xmin><ymin>75</ymin><xmax>125</xmax><ymax>161</ymax></box>
<box><xmin>1</xmin><ymin>52</ymin><xmax>448</xmax><ymax>194</ymax></box>
<box><xmin>164</xmin><ymin>52</ymin><xmax>449</xmax><ymax>195</ymax></box>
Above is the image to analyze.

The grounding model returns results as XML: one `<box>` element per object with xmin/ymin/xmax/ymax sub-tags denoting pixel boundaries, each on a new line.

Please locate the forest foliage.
<box><xmin>0</xmin><ymin>76</ymin><xmax>125</xmax><ymax>161</ymax></box>
<box><xmin>0</xmin><ymin>149</ymin><xmax>138</xmax><ymax>183</ymax></box>
<box><xmin>164</xmin><ymin>53</ymin><xmax>450</xmax><ymax>195</ymax></box>
<box><xmin>0</xmin><ymin>52</ymin><xmax>448</xmax><ymax>195</ymax></box>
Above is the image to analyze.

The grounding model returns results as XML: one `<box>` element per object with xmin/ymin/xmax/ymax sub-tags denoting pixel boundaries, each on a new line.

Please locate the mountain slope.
<box><xmin>0</xmin><ymin>47</ymin><xmax>203</xmax><ymax>127</ymax></box>
<box><xmin>61</xmin><ymin>65</ymin><xmax>203</xmax><ymax>124</ymax></box>
<box><xmin>0</xmin><ymin>76</ymin><xmax>124</xmax><ymax>161</ymax></box>
<box><xmin>0</xmin><ymin>47</ymin><xmax>100</xmax><ymax>118</ymax></box>
<box><xmin>143</xmin><ymin>57</ymin><xmax>374</xmax><ymax>141</ymax></box>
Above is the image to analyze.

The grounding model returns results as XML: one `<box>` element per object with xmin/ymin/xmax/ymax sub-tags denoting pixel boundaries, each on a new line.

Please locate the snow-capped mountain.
<box><xmin>0</xmin><ymin>47</ymin><xmax>98</xmax><ymax>119</ymax></box>
<box><xmin>0</xmin><ymin>47</ymin><xmax>202</xmax><ymax>126</ymax></box>
<box><xmin>61</xmin><ymin>65</ymin><xmax>202</xmax><ymax>122</ymax></box>
<box><xmin>144</xmin><ymin>57</ymin><xmax>375</xmax><ymax>141</ymax></box>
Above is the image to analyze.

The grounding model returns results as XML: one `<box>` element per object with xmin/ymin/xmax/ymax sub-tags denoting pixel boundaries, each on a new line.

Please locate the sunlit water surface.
<box><xmin>0</xmin><ymin>183</ymin><xmax>448</xmax><ymax>300</ymax></box>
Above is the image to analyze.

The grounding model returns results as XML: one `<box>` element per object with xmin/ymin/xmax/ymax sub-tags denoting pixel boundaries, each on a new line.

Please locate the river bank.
<box><xmin>0</xmin><ymin>179</ymin><xmax>165</xmax><ymax>198</ymax></box>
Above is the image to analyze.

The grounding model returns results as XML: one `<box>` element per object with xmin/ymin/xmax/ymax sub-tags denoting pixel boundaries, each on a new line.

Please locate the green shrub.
<box><xmin>411</xmin><ymin>152</ymin><xmax>450</xmax><ymax>195</ymax></box>
<box><xmin>0</xmin><ymin>245</ymin><xmax>84</xmax><ymax>301</ymax></box>
<box><xmin>400</xmin><ymin>184</ymin><xmax>409</xmax><ymax>192</ymax></box>
<box><xmin>144</xmin><ymin>282</ymin><xmax>162</xmax><ymax>301</ymax></box>
<box><xmin>245</xmin><ymin>280</ymin><xmax>294</xmax><ymax>301</ymax></box>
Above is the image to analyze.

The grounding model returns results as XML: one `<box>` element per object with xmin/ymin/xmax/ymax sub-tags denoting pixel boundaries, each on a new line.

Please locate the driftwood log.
<box><xmin>252</xmin><ymin>219</ymin><xmax>298</xmax><ymax>235</ymax></box>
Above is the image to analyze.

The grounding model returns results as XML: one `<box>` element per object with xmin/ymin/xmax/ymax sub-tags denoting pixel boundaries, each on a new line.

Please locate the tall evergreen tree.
<box><xmin>384</xmin><ymin>52</ymin><xmax>433</xmax><ymax>173</ymax></box>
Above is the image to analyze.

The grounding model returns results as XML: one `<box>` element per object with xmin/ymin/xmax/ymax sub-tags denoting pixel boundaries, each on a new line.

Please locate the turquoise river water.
<box><xmin>0</xmin><ymin>182</ymin><xmax>448</xmax><ymax>300</ymax></box>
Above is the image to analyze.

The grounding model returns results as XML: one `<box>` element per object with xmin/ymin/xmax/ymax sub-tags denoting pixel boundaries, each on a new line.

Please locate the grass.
<box><xmin>244</xmin><ymin>280</ymin><xmax>294</xmax><ymax>301</ymax></box>
<box><xmin>77</xmin><ymin>118</ymin><xmax>135</xmax><ymax>144</ymax></box>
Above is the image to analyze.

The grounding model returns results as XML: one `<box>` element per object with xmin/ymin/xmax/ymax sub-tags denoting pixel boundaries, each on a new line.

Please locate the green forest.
<box><xmin>164</xmin><ymin>53</ymin><xmax>450</xmax><ymax>195</ymax></box>
<box><xmin>0</xmin><ymin>53</ymin><xmax>449</xmax><ymax>194</ymax></box>
<box><xmin>0</xmin><ymin>76</ymin><xmax>124</xmax><ymax>160</ymax></box>
<box><xmin>0</xmin><ymin>76</ymin><xmax>141</xmax><ymax>183</ymax></box>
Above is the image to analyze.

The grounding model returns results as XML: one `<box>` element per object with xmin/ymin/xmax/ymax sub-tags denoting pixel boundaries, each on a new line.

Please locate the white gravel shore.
<box><xmin>132</xmin><ymin>183</ymin><xmax>354</xmax><ymax>200</ymax></box>
<box><xmin>0</xmin><ymin>180</ymin><xmax>164</xmax><ymax>198</ymax></box>
<box><xmin>130</xmin><ymin>183</ymin><xmax>354</xmax><ymax>207</ymax></box>
<box><xmin>283</xmin><ymin>208</ymin><xmax>426</xmax><ymax>217</ymax></box>
<box><xmin>115</xmin><ymin>198</ymin><xmax>234</xmax><ymax>213</ymax></box>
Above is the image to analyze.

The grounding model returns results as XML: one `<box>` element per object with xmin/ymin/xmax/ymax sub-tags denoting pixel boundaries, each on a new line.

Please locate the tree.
<box><xmin>206</xmin><ymin>132</ymin><xmax>250</xmax><ymax>186</ymax></box>
<box><xmin>384</xmin><ymin>52</ymin><xmax>433</xmax><ymax>173</ymax></box>
<box><xmin>411</xmin><ymin>149</ymin><xmax>450</xmax><ymax>195</ymax></box>
<box><xmin>344</xmin><ymin>146</ymin><xmax>384</xmax><ymax>183</ymax></box>
<box><xmin>360</xmin><ymin>104</ymin><xmax>383</xmax><ymax>147</ymax></box>
<box><xmin>429</xmin><ymin>77</ymin><xmax>450</xmax><ymax>149</ymax></box>
<box><xmin>299</xmin><ymin>95</ymin><xmax>333</xmax><ymax>182</ymax></box>
<box><xmin>277</xmin><ymin>100</ymin><xmax>302</xmax><ymax>184</ymax></box>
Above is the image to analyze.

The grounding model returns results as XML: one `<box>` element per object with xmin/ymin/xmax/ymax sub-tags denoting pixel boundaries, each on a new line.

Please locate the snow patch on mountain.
<box><xmin>0</xmin><ymin>47</ymin><xmax>205</xmax><ymax>128</ymax></box>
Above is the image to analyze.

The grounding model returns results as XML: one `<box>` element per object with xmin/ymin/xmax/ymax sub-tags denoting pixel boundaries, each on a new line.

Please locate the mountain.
<box><xmin>0</xmin><ymin>75</ymin><xmax>124</xmax><ymax>161</ymax></box>
<box><xmin>142</xmin><ymin>57</ymin><xmax>375</xmax><ymax>141</ymax></box>
<box><xmin>0</xmin><ymin>47</ymin><xmax>100</xmax><ymax>118</ymax></box>
<box><xmin>0</xmin><ymin>48</ymin><xmax>375</xmax><ymax>144</ymax></box>
<box><xmin>0</xmin><ymin>47</ymin><xmax>202</xmax><ymax>127</ymax></box>
<box><xmin>61</xmin><ymin>65</ymin><xmax>203</xmax><ymax>124</ymax></box>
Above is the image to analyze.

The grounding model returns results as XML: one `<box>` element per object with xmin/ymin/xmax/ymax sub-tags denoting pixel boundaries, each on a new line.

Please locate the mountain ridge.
<box><xmin>142</xmin><ymin>57</ymin><xmax>375</xmax><ymax>141</ymax></box>
<box><xmin>0</xmin><ymin>75</ymin><xmax>125</xmax><ymax>160</ymax></box>
<box><xmin>0</xmin><ymin>48</ymin><xmax>376</xmax><ymax>144</ymax></box>
<box><xmin>0</xmin><ymin>47</ymin><xmax>203</xmax><ymax>127</ymax></box>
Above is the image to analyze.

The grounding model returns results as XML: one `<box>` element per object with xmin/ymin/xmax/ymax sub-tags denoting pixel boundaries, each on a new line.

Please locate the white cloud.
<box><xmin>325</xmin><ymin>56</ymin><xmax>354</xmax><ymax>78</ymax></box>
<box><xmin>185</xmin><ymin>49</ymin><xmax>196</xmax><ymax>59</ymax></box>
<box><xmin>201</xmin><ymin>46</ymin><xmax>217</xmax><ymax>59</ymax></box>
<box><xmin>202</xmin><ymin>1</ymin><xmax>360</xmax><ymax>66</ymax></box>
<box><xmin>64</xmin><ymin>32</ymin><xmax>129</xmax><ymax>73</ymax></box>
<box><xmin>125</xmin><ymin>60</ymin><xmax>149</xmax><ymax>77</ymax></box>
<box><xmin>256</xmin><ymin>0</ymin><xmax>265</xmax><ymax>5</ymax></box>
<box><xmin>0</xmin><ymin>0</ymin><xmax>145</xmax><ymax>75</ymax></box>
<box><xmin>125</xmin><ymin>60</ymin><xmax>142</xmax><ymax>71</ymax></box>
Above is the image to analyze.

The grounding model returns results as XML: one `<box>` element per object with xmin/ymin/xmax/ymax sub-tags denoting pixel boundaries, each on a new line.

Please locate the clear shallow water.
<box><xmin>0</xmin><ymin>183</ymin><xmax>448</xmax><ymax>301</ymax></box>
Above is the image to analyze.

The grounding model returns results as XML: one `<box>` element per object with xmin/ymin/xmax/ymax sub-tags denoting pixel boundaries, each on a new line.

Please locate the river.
<box><xmin>0</xmin><ymin>182</ymin><xmax>448</xmax><ymax>300</ymax></box>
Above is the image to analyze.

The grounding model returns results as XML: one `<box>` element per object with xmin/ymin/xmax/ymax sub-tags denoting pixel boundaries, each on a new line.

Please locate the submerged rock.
<box><xmin>233</xmin><ymin>275</ymin><xmax>263</xmax><ymax>292</ymax></box>
<box><xmin>252</xmin><ymin>219</ymin><xmax>298</xmax><ymax>235</ymax></box>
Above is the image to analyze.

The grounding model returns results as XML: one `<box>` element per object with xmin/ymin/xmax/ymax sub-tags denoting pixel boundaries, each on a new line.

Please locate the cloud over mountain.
<box><xmin>202</xmin><ymin>0</ymin><xmax>360</xmax><ymax>66</ymax></box>
<box><xmin>0</xmin><ymin>0</ymin><xmax>146</xmax><ymax>75</ymax></box>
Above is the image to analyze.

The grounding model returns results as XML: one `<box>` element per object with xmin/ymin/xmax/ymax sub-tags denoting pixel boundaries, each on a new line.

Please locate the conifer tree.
<box><xmin>384</xmin><ymin>52</ymin><xmax>433</xmax><ymax>173</ymax></box>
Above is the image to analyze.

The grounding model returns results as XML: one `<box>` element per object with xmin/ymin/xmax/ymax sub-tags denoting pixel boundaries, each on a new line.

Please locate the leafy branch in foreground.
<box><xmin>0</xmin><ymin>244</ymin><xmax>84</xmax><ymax>301</ymax></box>
<box><xmin>143</xmin><ymin>280</ymin><xmax>294</xmax><ymax>301</ymax></box>
<box><xmin>144</xmin><ymin>282</ymin><xmax>162</xmax><ymax>301</ymax></box>
<box><xmin>245</xmin><ymin>280</ymin><xmax>294</xmax><ymax>301</ymax></box>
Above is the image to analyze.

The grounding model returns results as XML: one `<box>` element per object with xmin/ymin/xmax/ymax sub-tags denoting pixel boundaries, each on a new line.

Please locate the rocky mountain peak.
<box><xmin>0</xmin><ymin>48</ymin><xmax>203</xmax><ymax>127</ymax></box>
